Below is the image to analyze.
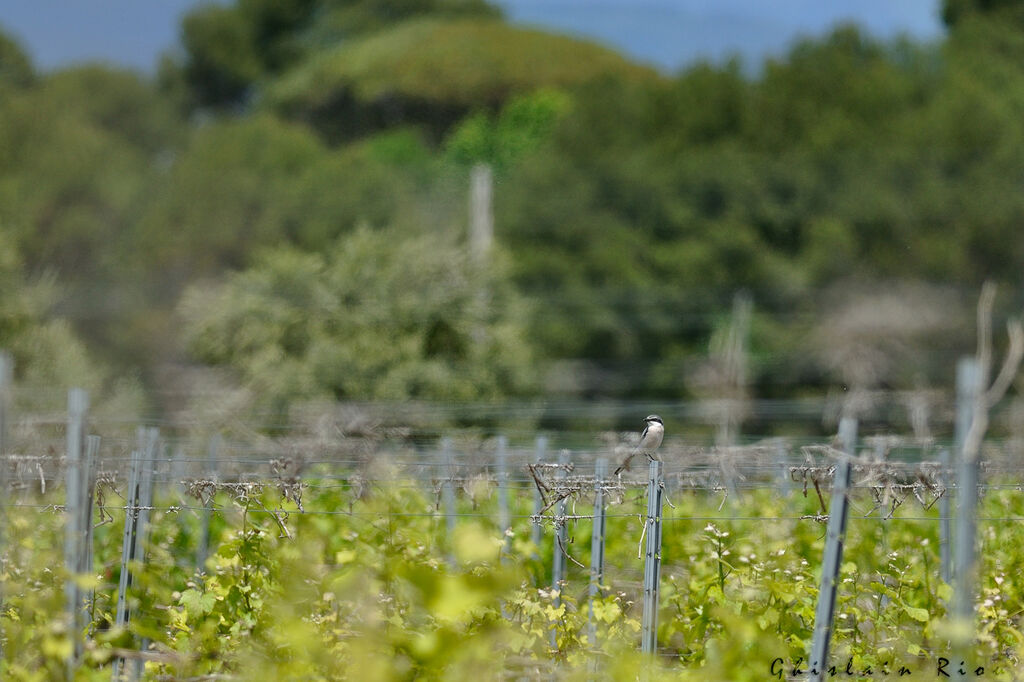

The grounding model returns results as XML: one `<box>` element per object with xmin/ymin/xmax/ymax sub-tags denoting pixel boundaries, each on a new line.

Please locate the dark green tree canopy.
<box><xmin>172</xmin><ymin>0</ymin><xmax>500</xmax><ymax>109</ymax></box>
<box><xmin>267</xmin><ymin>17</ymin><xmax>659</xmax><ymax>142</ymax></box>
<box><xmin>180</xmin><ymin>226</ymin><xmax>536</xmax><ymax>416</ymax></box>
<box><xmin>0</xmin><ymin>28</ymin><xmax>32</xmax><ymax>87</ymax></box>
<box><xmin>2</xmin><ymin>6</ymin><xmax>1024</xmax><ymax>417</ymax></box>
<box><xmin>943</xmin><ymin>0</ymin><xmax>1024</xmax><ymax>26</ymax></box>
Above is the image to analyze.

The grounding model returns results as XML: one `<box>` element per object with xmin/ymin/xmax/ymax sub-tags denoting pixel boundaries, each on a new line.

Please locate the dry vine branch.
<box><xmin>527</xmin><ymin>464</ymin><xmax>550</xmax><ymax>503</ymax></box>
<box><xmin>964</xmin><ymin>282</ymin><xmax>1024</xmax><ymax>464</ymax></box>
<box><xmin>555</xmin><ymin>532</ymin><xmax>585</xmax><ymax>569</ymax></box>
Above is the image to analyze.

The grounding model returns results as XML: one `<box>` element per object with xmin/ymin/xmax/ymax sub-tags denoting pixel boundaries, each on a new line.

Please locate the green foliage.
<box><xmin>489</xmin><ymin>23</ymin><xmax>1024</xmax><ymax>396</ymax></box>
<box><xmin>7</xmin><ymin>472</ymin><xmax>1024</xmax><ymax>678</ymax></box>
<box><xmin>0</xmin><ymin>29</ymin><xmax>33</xmax><ymax>88</ymax></box>
<box><xmin>943</xmin><ymin>0</ymin><xmax>1024</xmax><ymax>26</ymax></box>
<box><xmin>268</xmin><ymin>18</ymin><xmax>658</xmax><ymax>141</ymax></box>
<box><xmin>40</xmin><ymin>66</ymin><xmax>183</xmax><ymax>155</ymax></box>
<box><xmin>265</xmin><ymin>130</ymin><xmax>442</xmax><ymax>252</ymax></box>
<box><xmin>179</xmin><ymin>225</ymin><xmax>536</xmax><ymax>413</ymax></box>
<box><xmin>179</xmin><ymin>3</ymin><xmax>273</xmax><ymax>107</ymax></box>
<box><xmin>8</xmin><ymin>2</ymin><xmax>1024</xmax><ymax>410</ymax></box>
<box><xmin>304</xmin><ymin>0</ymin><xmax>502</xmax><ymax>47</ymax></box>
<box><xmin>173</xmin><ymin>0</ymin><xmax>500</xmax><ymax>109</ymax></box>
<box><xmin>133</xmin><ymin>115</ymin><xmax>325</xmax><ymax>282</ymax></box>
<box><xmin>0</xmin><ymin>61</ymin><xmax>185</xmax><ymax>378</ymax></box>
<box><xmin>445</xmin><ymin>88</ymin><xmax>571</xmax><ymax>170</ymax></box>
<box><xmin>0</xmin><ymin>67</ymin><xmax>176</xmax><ymax>281</ymax></box>
<box><xmin>1</xmin><ymin>508</ymin><xmax>85</xmax><ymax>680</ymax></box>
<box><xmin>0</xmin><ymin>227</ymin><xmax>143</xmax><ymax>415</ymax></box>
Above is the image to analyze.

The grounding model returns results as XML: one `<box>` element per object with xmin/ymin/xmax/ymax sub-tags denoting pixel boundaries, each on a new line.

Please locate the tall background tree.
<box><xmin>2</xmin><ymin>2</ymin><xmax>1023</xmax><ymax>431</ymax></box>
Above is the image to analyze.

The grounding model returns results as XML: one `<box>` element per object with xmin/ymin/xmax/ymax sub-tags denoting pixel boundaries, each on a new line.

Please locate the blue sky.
<box><xmin>0</xmin><ymin>0</ymin><xmax>944</xmax><ymax>75</ymax></box>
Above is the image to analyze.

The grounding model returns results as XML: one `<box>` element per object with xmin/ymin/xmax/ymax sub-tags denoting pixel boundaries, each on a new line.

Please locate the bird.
<box><xmin>614</xmin><ymin>415</ymin><xmax>664</xmax><ymax>475</ymax></box>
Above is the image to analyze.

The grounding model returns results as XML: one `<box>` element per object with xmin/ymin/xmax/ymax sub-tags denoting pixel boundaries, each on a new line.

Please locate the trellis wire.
<box><xmin>0</xmin><ymin>449</ymin><xmax>998</xmax><ymax>513</ymax></box>
<box><xmin>6</xmin><ymin>385</ymin><xmax>1024</xmax><ymax>676</ymax></box>
<box><xmin>14</xmin><ymin>500</ymin><xmax>1024</xmax><ymax>524</ymax></box>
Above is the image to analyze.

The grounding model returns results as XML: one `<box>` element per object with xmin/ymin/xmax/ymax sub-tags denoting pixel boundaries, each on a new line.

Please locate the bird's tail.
<box><xmin>613</xmin><ymin>452</ymin><xmax>635</xmax><ymax>476</ymax></box>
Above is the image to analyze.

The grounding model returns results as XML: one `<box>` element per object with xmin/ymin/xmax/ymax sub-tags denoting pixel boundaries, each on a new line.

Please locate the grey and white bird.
<box><xmin>614</xmin><ymin>414</ymin><xmax>664</xmax><ymax>475</ymax></box>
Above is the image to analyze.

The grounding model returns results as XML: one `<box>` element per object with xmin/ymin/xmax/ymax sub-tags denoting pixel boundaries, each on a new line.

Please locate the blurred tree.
<box><xmin>0</xmin><ymin>228</ymin><xmax>95</xmax><ymax>387</ymax></box>
<box><xmin>0</xmin><ymin>226</ymin><xmax>143</xmax><ymax>414</ymax></box>
<box><xmin>131</xmin><ymin>117</ymin><xmax>459</xmax><ymax>285</ymax></box>
<box><xmin>38</xmin><ymin>66</ymin><xmax>184</xmax><ymax>155</ymax></box>
<box><xmin>492</xmin><ymin>25</ymin><xmax>1020</xmax><ymax>398</ymax></box>
<box><xmin>0</xmin><ymin>59</ymin><xmax>186</xmax><ymax>384</ymax></box>
<box><xmin>270</xmin><ymin>128</ymin><xmax>451</xmax><ymax>252</ymax></box>
<box><xmin>444</xmin><ymin>88</ymin><xmax>571</xmax><ymax>170</ymax></box>
<box><xmin>5</xmin><ymin>5</ymin><xmax>1024</xmax><ymax>414</ymax></box>
<box><xmin>267</xmin><ymin>18</ymin><xmax>658</xmax><ymax>142</ymax></box>
<box><xmin>495</xmin><ymin>76</ymin><xmax>791</xmax><ymax>395</ymax></box>
<box><xmin>0</xmin><ymin>66</ymin><xmax>178</xmax><ymax>283</ymax></box>
<box><xmin>177</xmin><ymin>4</ymin><xmax>264</xmax><ymax>108</ymax></box>
<box><xmin>0</xmin><ymin>28</ymin><xmax>33</xmax><ymax>87</ymax></box>
<box><xmin>171</xmin><ymin>0</ymin><xmax>500</xmax><ymax>110</ymax></box>
<box><xmin>928</xmin><ymin>13</ymin><xmax>1024</xmax><ymax>282</ymax></box>
<box><xmin>132</xmin><ymin>115</ymin><xmax>325</xmax><ymax>287</ymax></box>
<box><xmin>179</xmin><ymin>226</ymin><xmax>535</xmax><ymax>415</ymax></box>
<box><xmin>304</xmin><ymin>0</ymin><xmax>501</xmax><ymax>45</ymax></box>
<box><xmin>943</xmin><ymin>0</ymin><xmax>1024</xmax><ymax>26</ymax></box>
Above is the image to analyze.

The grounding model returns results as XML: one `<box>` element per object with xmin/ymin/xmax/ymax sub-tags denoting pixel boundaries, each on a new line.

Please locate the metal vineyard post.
<box><xmin>808</xmin><ymin>416</ymin><xmax>857</xmax><ymax>682</ymax></box>
<box><xmin>112</xmin><ymin>437</ymin><xmax>143</xmax><ymax>681</ymax></box>
<box><xmin>640</xmin><ymin>458</ymin><xmax>664</xmax><ymax>656</ymax></box>
<box><xmin>550</xmin><ymin>448</ymin><xmax>570</xmax><ymax>650</ymax></box>
<box><xmin>496</xmin><ymin>435</ymin><xmax>510</xmax><ymax>560</ymax></box>
<box><xmin>64</xmin><ymin>388</ymin><xmax>89</xmax><ymax>674</ymax></box>
<box><xmin>588</xmin><ymin>458</ymin><xmax>608</xmax><ymax>649</ymax></box>
<box><xmin>0</xmin><ymin>352</ymin><xmax>10</xmax><ymax>661</ymax></box>
<box><xmin>531</xmin><ymin>436</ymin><xmax>547</xmax><ymax>559</ymax></box>
<box><xmin>442</xmin><ymin>437</ymin><xmax>456</xmax><ymax>568</ymax></box>
<box><xmin>953</xmin><ymin>358</ymin><xmax>981</xmax><ymax>644</ymax></box>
